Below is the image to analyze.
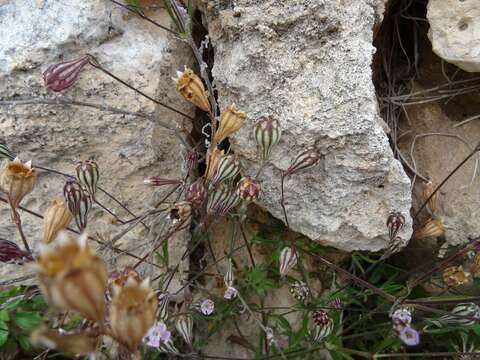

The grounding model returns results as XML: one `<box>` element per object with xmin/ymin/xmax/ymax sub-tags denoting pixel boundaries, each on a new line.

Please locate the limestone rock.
<box><xmin>0</xmin><ymin>0</ymin><xmax>192</xmax><ymax>284</ymax></box>
<box><xmin>427</xmin><ymin>0</ymin><xmax>480</xmax><ymax>73</ymax></box>
<box><xmin>205</xmin><ymin>0</ymin><xmax>412</xmax><ymax>251</ymax></box>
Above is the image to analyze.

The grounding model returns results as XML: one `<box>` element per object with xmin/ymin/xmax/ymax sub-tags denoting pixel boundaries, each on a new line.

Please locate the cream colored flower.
<box><xmin>213</xmin><ymin>104</ymin><xmax>246</xmax><ymax>144</ymax></box>
<box><xmin>0</xmin><ymin>157</ymin><xmax>36</xmax><ymax>209</ymax></box>
<box><xmin>42</xmin><ymin>198</ymin><xmax>72</xmax><ymax>244</ymax></box>
<box><xmin>413</xmin><ymin>218</ymin><xmax>445</xmax><ymax>239</ymax></box>
<box><xmin>174</xmin><ymin>66</ymin><xmax>210</xmax><ymax>112</ymax></box>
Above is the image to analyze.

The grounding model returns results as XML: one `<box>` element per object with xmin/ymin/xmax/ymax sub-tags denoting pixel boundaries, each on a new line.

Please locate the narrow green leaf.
<box><xmin>0</xmin><ymin>320</ymin><xmax>9</xmax><ymax>347</ymax></box>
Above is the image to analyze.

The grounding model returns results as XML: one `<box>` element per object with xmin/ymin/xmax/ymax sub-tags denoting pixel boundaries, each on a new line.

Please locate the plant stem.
<box><xmin>11</xmin><ymin>207</ymin><xmax>31</xmax><ymax>253</ymax></box>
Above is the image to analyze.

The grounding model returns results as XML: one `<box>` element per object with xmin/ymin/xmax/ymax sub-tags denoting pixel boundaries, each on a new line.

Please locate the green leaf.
<box><xmin>0</xmin><ymin>320</ymin><xmax>9</xmax><ymax>347</ymax></box>
<box><xmin>17</xmin><ymin>335</ymin><xmax>31</xmax><ymax>352</ymax></box>
<box><xmin>0</xmin><ymin>310</ymin><xmax>9</xmax><ymax>322</ymax></box>
<box><xmin>13</xmin><ymin>311</ymin><xmax>42</xmax><ymax>331</ymax></box>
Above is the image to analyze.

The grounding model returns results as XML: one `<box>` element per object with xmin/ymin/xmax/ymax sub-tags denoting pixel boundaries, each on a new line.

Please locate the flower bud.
<box><xmin>311</xmin><ymin>310</ymin><xmax>333</xmax><ymax>342</ymax></box>
<box><xmin>289</xmin><ymin>281</ymin><xmax>309</xmax><ymax>301</ymax></box>
<box><xmin>431</xmin><ymin>303</ymin><xmax>480</xmax><ymax>328</ymax></box>
<box><xmin>213</xmin><ymin>104</ymin><xmax>246</xmax><ymax>144</ymax></box>
<box><xmin>159</xmin><ymin>338</ymin><xmax>179</xmax><ymax>354</ymax></box>
<box><xmin>144</xmin><ymin>177</ymin><xmax>182</xmax><ymax>187</ymax></box>
<box><xmin>43</xmin><ymin>55</ymin><xmax>90</xmax><ymax>92</ymax></box>
<box><xmin>158</xmin><ymin>293</ymin><xmax>170</xmax><ymax>322</ymax></box>
<box><xmin>205</xmin><ymin>148</ymin><xmax>224</xmax><ymax>181</ymax></box>
<box><xmin>175</xmin><ymin>314</ymin><xmax>193</xmax><ymax>346</ymax></box>
<box><xmin>236</xmin><ymin>176</ymin><xmax>261</xmax><ymax>202</ymax></box>
<box><xmin>110</xmin><ymin>276</ymin><xmax>158</xmax><ymax>351</ymax></box>
<box><xmin>35</xmin><ymin>233</ymin><xmax>107</xmax><ymax>322</ymax></box>
<box><xmin>286</xmin><ymin>147</ymin><xmax>320</xmax><ymax>176</ymax></box>
<box><xmin>63</xmin><ymin>180</ymin><xmax>91</xmax><ymax>231</ymax></box>
<box><xmin>254</xmin><ymin>116</ymin><xmax>281</xmax><ymax>160</ymax></box>
<box><xmin>386</xmin><ymin>212</ymin><xmax>405</xmax><ymax>240</ymax></box>
<box><xmin>200</xmin><ymin>299</ymin><xmax>214</xmax><ymax>316</ymax></box>
<box><xmin>0</xmin><ymin>239</ymin><xmax>33</xmax><ymax>263</ymax></box>
<box><xmin>224</xmin><ymin>258</ymin><xmax>234</xmax><ymax>288</ymax></box>
<box><xmin>422</xmin><ymin>181</ymin><xmax>438</xmax><ymax>214</ymax></box>
<box><xmin>0</xmin><ymin>142</ymin><xmax>15</xmax><ymax>161</ymax></box>
<box><xmin>185</xmin><ymin>178</ymin><xmax>207</xmax><ymax>209</ymax></box>
<box><xmin>210</xmin><ymin>155</ymin><xmax>241</xmax><ymax>186</ymax></box>
<box><xmin>76</xmin><ymin>160</ymin><xmax>99</xmax><ymax>199</ymax></box>
<box><xmin>207</xmin><ymin>185</ymin><xmax>240</xmax><ymax>216</ymax></box>
<box><xmin>173</xmin><ymin>66</ymin><xmax>210</xmax><ymax>112</ymax></box>
<box><xmin>413</xmin><ymin>218</ymin><xmax>445</xmax><ymax>239</ymax></box>
<box><xmin>442</xmin><ymin>265</ymin><xmax>471</xmax><ymax>288</ymax></box>
<box><xmin>42</xmin><ymin>198</ymin><xmax>72</xmax><ymax>244</ymax></box>
<box><xmin>279</xmin><ymin>247</ymin><xmax>298</xmax><ymax>277</ymax></box>
<box><xmin>168</xmin><ymin>201</ymin><xmax>192</xmax><ymax>224</ymax></box>
<box><xmin>0</xmin><ymin>157</ymin><xmax>36</xmax><ymax>209</ymax></box>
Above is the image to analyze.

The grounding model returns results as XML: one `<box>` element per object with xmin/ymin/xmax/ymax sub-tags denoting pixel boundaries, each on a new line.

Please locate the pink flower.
<box><xmin>43</xmin><ymin>55</ymin><xmax>91</xmax><ymax>92</ymax></box>
<box><xmin>143</xmin><ymin>322</ymin><xmax>171</xmax><ymax>348</ymax></box>
<box><xmin>224</xmin><ymin>286</ymin><xmax>238</xmax><ymax>300</ymax></box>
<box><xmin>398</xmin><ymin>326</ymin><xmax>420</xmax><ymax>346</ymax></box>
<box><xmin>200</xmin><ymin>299</ymin><xmax>215</xmax><ymax>316</ymax></box>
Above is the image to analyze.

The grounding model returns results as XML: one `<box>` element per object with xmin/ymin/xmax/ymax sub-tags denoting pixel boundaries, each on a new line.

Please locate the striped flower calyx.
<box><xmin>210</xmin><ymin>155</ymin><xmax>241</xmax><ymax>186</ymax></box>
<box><xmin>76</xmin><ymin>160</ymin><xmax>99</xmax><ymax>200</ymax></box>
<box><xmin>176</xmin><ymin>314</ymin><xmax>193</xmax><ymax>346</ymax></box>
<box><xmin>311</xmin><ymin>310</ymin><xmax>333</xmax><ymax>342</ymax></box>
<box><xmin>43</xmin><ymin>55</ymin><xmax>91</xmax><ymax>92</ymax></box>
<box><xmin>207</xmin><ymin>185</ymin><xmax>240</xmax><ymax>217</ymax></box>
<box><xmin>279</xmin><ymin>246</ymin><xmax>298</xmax><ymax>277</ymax></box>
<box><xmin>185</xmin><ymin>178</ymin><xmax>207</xmax><ymax>209</ymax></box>
<box><xmin>286</xmin><ymin>147</ymin><xmax>320</xmax><ymax>176</ymax></box>
<box><xmin>0</xmin><ymin>142</ymin><xmax>15</xmax><ymax>161</ymax></box>
<box><xmin>63</xmin><ymin>180</ymin><xmax>91</xmax><ymax>232</ymax></box>
<box><xmin>236</xmin><ymin>176</ymin><xmax>261</xmax><ymax>202</ymax></box>
<box><xmin>254</xmin><ymin>116</ymin><xmax>281</xmax><ymax>160</ymax></box>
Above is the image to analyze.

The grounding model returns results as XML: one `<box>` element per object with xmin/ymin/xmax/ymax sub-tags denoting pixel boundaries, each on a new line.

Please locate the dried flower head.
<box><xmin>168</xmin><ymin>201</ymin><xmax>192</xmax><ymax>225</ymax></box>
<box><xmin>43</xmin><ymin>55</ymin><xmax>91</xmax><ymax>92</ymax></box>
<box><xmin>286</xmin><ymin>147</ymin><xmax>320</xmax><ymax>176</ymax></box>
<box><xmin>289</xmin><ymin>281</ymin><xmax>309</xmax><ymax>301</ymax></box>
<box><xmin>42</xmin><ymin>198</ymin><xmax>72</xmax><ymax>244</ymax></box>
<box><xmin>185</xmin><ymin>178</ymin><xmax>207</xmax><ymax>209</ymax></box>
<box><xmin>110</xmin><ymin>276</ymin><xmax>158</xmax><ymax>351</ymax></box>
<box><xmin>254</xmin><ymin>116</ymin><xmax>282</xmax><ymax>160</ymax></box>
<box><xmin>0</xmin><ymin>239</ymin><xmax>33</xmax><ymax>263</ymax></box>
<box><xmin>414</xmin><ymin>218</ymin><xmax>446</xmax><ymax>239</ymax></box>
<box><xmin>174</xmin><ymin>66</ymin><xmax>210</xmax><ymax>112</ymax></box>
<box><xmin>213</xmin><ymin>104</ymin><xmax>246</xmax><ymax>144</ymax></box>
<box><xmin>311</xmin><ymin>310</ymin><xmax>333</xmax><ymax>342</ymax></box>
<box><xmin>31</xmin><ymin>327</ymin><xmax>100</xmax><ymax>356</ymax></box>
<box><xmin>279</xmin><ymin>246</ymin><xmax>298</xmax><ymax>277</ymax></box>
<box><xmin>35</xmin><ymin>233</ymin><xmax>107</xmax><ymax>322</ymax></box>
<box><xmin>0</xmin><ymin>142</ymin><xmax>15</xmax><ymax>161</ymax></box>
<box><xmin>76</xmin><ymin>160</ymin><xmax>99</xmax><ymax>199</ymax></box>
<box><xmin>108</xmin><ymin>266</ymin><xmax>141</xmax><ymax>300</ymax></box>
<box><xmin>210</xmin><ymin>155</ymin><xmax>241</xmax><ymax>186</ymax></box>
<box><xmin>422</xmin><ymin>181</ymin><xmax>438</xmax><ymax>214</ymax></box>
<box><xmin>200</xmin><ymin>299</ymin><xmax>215</xmax><ymax>316</ymax></box>
<box><xmin>386</xmin><ymin>212</ymin><xmax>405</xmax><ymax>240</ymax></box>
<box><xmin>0</xmin><ymin>157</ymin><xmax>36</xmax><ymax>209</ymax></box>
<box><xmin>236</xmin><ymin>176</ymin><xmax>261</xmax><ymax>202</ymax></box>
<box><xmin>176</xmin><ymin>314</ymin><xmax>193</xmax><ymax>346</ymax></box>
<box><xmin>63</xmin><ymin>180</ymin><xmax>91</xmax><ymax>232</ymax></box>
<box><xmin>442</xmin><ymin>265</ymin><xmax>471</xmax><ymax>288</ymax></box>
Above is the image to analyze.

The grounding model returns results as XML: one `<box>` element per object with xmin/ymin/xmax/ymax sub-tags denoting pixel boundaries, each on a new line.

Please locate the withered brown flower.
<box><xmin>413</xmin><ymin>218</ymin><xmax>446</xmax><ymax>239</ymax></box>
<box><xmin>174</xmin><ymin>66</ymin><xmax>210</xmax><ymax>112</ymax></box>
<box><xmin>442</xmin><ymin>265</ymin><xmax>471</xmax><ymax>288</ymax></box>
<box><xmin>42</xmin><ymin>198</ymin><xmax>72</xmax><ymax>244</ymax></box>
<box><xmin>213</xmin><ymin>104</ymin><xmax>246</xmax><ymax>144</ymax></box>
<box><xmin>110</xmin><ymin>276</ymin><xmax>158</xmax><ymax>351</ymax></box>
<box><xmin>35</xmin><ymin>233</ymin><xmax>107</xmax><ymax>322</ymax></box>
<box><xmin>470</xmin><ymin>252</ymin><xmax>480</xmax><ymax>275</ymax></box>
<box><xmin>205</xmin><ymin>147</ymin><xmax>224</xmax><ymax>181</ymax></box>
<box><xmin>0</xmin><ymin>157</ymin><xmax>36</xmax><ymax>209</ymax></box>
<box><xmin>31</xmin><ymin>327</ymin><xmax>100</xmax><ymax>356</ymax></box>
<box><xmin>422</xmin><ymin>181</ymin><xmax>438</xmax><ymax>214</ymax></box>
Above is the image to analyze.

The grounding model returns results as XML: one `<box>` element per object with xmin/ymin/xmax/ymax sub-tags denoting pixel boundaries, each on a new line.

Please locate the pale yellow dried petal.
<box><xmin>0</xmin><ymin>158</ymin><xmax>36</xmax><ymax>209</ymax></box>
<box><xmin>413</xmin><ymin>218</ymin><xmax>445</xmax><ymax>239</ymax></box>
<box><xmin>42</xmin><ymin>198</ymin><xmax>72</xmax><ymax>244</ymax></box>
<box><xmin>422</xmin><ymin>181</ymin><xmax>438</xmax><ymax>214</ymax></box>
<box><xmin>442</xmin><ymin>265</ymin><xmax>470</xmax><ymax>287</ymax></box>
<box><xmin>175</xmin><ymin>66</ymin><xmax>210</xmax><ymax>112</ymax></box>
<box><xmin>213</xmin><ymin>104</ymin><xmax>246</xmax><ymax>144</ymax></box>
<box><xmin>205</xmin><ymin>148</ymin><xmax>224</xmax><ymax>181</ymax></box>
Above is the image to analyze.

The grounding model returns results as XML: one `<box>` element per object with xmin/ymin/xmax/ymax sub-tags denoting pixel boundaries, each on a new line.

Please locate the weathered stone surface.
<box><xmin>427</xmin><ymin>0</ymin><xmax>480</xmax><ymax>73</ymax></box>
<box><xmin>0</xmin><ymin>0</ymin><xmax>192</xmax><ymax>284</ymax></box>
<box><xmin>205</xmin><ymin>0</ymin><xmax>412</xmax><ymax>251</ymax></box>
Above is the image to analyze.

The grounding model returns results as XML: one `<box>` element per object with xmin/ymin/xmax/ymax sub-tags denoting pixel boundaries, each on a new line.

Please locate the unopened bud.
<box><xmin>254</xmin><ymin>116</ymin><xmax>281</xmax><ymax>160</ymax></box>
<box><xmin>185</xmin><ymin>178</ymin><xmax>207</xmax><ymax>209</ymax></box>
<box><xmin>286</xmin><ymin>147</ymin><xmax>320</xmax><ymax>176</ymax></box>
<box><xmin>236</xmin><ymin>176</ymin><xmax>261</xmax><ymax>202</ymax></box>
<box><xmin>311</xmin><ymin>310</ymin><xmax>333</xmax><ymax>342</ymax></box>
<box><xmin>144</xmin><ymin>177</ymin><xmax>182</xmax><ymax>187</ymax></box>
<box><xmin>0</xmin><ymin>142</ymin><xmax>15</xmax><ymax>161</ymax></box>
<box><xmin>207</xmin><ymin>185</ymin><xmax>240</xmax><ymax>216</ymax></box>
<box><xmin>63</xmin><ymin>180</ymin><xmax>91</xmax><ymax>231</ymax></box>
<box><xmin>224</xmin><ymin>258</ymin><xmax>234</xmax><ymax>288</ymax></box>
<box><xmin>43</xmin><ymin>55</ymin><xmax>90</xmax><ymax>92</ymax></box>
<box><xmin>386</xmin><ymin>212</ymin><xmax>405</xmax><ymax>240</ymax></box>
<box><xmin>279</xmin><ymin>247</ymin><xmax>298</xmax><ymax>277</ymax></box>
<box><xmin>0</xmin><ymin>239</ymin><xmax>33</xmax><ymax>263</ymax></box>
<box><xmin>175</xmin><ymin>314</ymin><xmax>193</xmax><ymax>346</ymax></box>
<box><xmin>76</xmin><ymin>160</ymin><xmax>99</xmax><ymax>199</ymax></box>
<box><xmin>42</xmin><ymin>198</ymin><xmax>72</xmax><ymax>244</ymax></box>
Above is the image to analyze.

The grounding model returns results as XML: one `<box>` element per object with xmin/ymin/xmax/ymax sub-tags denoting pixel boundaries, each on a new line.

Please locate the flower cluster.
<box><xmin>391</xmin><ymin>308</ymin><xmax>419</xmax><ymax>346</ymax></box>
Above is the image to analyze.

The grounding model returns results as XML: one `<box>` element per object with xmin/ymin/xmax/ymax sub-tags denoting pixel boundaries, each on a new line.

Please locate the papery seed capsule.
<box><xmin>413</xmin><ymin>218</ymin><xmax>445</xmax><ymax>239</ymax></box>
<box><xmin>210</xmin><ymin>155</ymin><xmax>241</xmax><ymax>186</ymax></box>
<box><xmin>386</xmin><ymin>212</ymin><xmax>405</xmax><ymax>240</ymax></box>
<box><xmin>286</xmin><ymin>147</ymin><xmax>320</xmax><ymax>176</ymax></box>
<box><xmin>63</xmin><ymin>180</ymin><xmax>91</xmax><ymax>231</ymax></box>
<box><xmin>236</xmin><ymin>176</ymin><xmax>261</xmax><ymax>202</ymax></box>
<box><xmin>0</xmin><ymin>158</ymin><xmax>36</xmax><ymax>209</ymax></box>
<box><xmin>173</xmin><ymin>66</ymin><xmax>211</xmax><ymax>113</ymax></box>
<box><xmin>279</xmin><ymin>247</ymin><xmax>298</xmax><ymax>277</ymax></box>
<box><xmin>110</xmin><ymin>277</ymin><xmax>158</xmax><ymax>351</ymax></box>
<box><xmin>185</xmin><ymin>178</ymin><xmax>206</xmax><ymax>209</ymax></box>
<box><xmin>36</xmin><ymin>233</ymin><xmax>107</xmax><ymax>322</ymax></box>
<box><xmin>0</xmin><ymin>142</ymin><xmax>15</xmax><ymax>161</ymax></box>
<box><xmin>422</xmin><ymin>181</ymin><xmax>438</xmax><ymax>215</ymax></box>
<box><xmin>175</xmin><ymin>314</ymin><xmax>193</xmax><ymax>346</ymax></box>
<box><xmin>31</xmin><ymin>327</ymin><xmax>101</xmax><ymax>356</ymax></box>
<box><xmin>43</xmin><ymin>55</ymin><xmax>90</xmax><ymax>92</ymax></box>
<box><xmin>442</xmin><ymin>265</ymin><xmax>471</xmax><ymax>288</ymax></box>
<box><xmin>430</xmin><ymin>303</ymin><xmax>480</xmax><ymax>328</ymax></box>
<box><xmin>0</xmin><ymin>239</ymin><xmax>33</xmax><ymax>263</ymax></box>
<box><xmin>76</xmin><ymin>160</ymin><xmax>99</xmax><ymax>199</ymax></box>
<box><xmin>159</xmin><ymin>338</ymin><xmax>179</xmax><ymax>354</ymax></box>
<box><xmin>311</xmin><ymin>310</ymin><xmax>333</xmax><ymax>342</ymax></box>
<box><xmin>144</xmin><ymin>177</ymin><xmax>182</xmax><ymax>187</ymax></box>
<box><xmin>289</xmin><ymin>281</ymin><xmax>309</xmax><ymax>301</ymax></box>
<box><xmin>213</xmin><ymin>104</ymin><xmax>246</xmax><ymax>144</ymax></box>
<box><xmin>254</xmin><ymin>116</ymin><xmax>281</xmax><ymax>160</ymax></box>
<box><xmin>42</xmin><ymin>198</ymin><xmax>72</xmax><ymax>244</ymax></box>
<box><xmin>224</xmin><ymin>258</ymin><xmax>234</xmax><ymax>288</ymax></box>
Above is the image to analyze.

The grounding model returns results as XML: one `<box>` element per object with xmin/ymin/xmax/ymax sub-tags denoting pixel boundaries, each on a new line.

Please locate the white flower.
<box><xmin>200</xmin><ymin>299</ymin><xmax>215</xmax><ymax>315</ymax></box>
<box><xmin>224</xmin><ymin>286</ymin><xmax>238</xmax><ymax>300</ymax></box>
<box><xmin>143</xmin><ymin>322</ymin><xmax>171</xmax><ymax>348</ymax></box>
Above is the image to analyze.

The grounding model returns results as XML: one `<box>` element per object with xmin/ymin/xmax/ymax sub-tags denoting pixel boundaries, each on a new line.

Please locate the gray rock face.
<box><xmin>206</xmin><ymin>0</ymin><xmax>412</xmax><ymax>251</ymax></box>
<box><xmin>427</xmin><ymin>0</ymin><xmax>480</xmax><ymax>73</ymax></box>
<box><xmin>0</xmin><ymin>0</ymin><xmax>191</xmax><ymax>284</ymax></box>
